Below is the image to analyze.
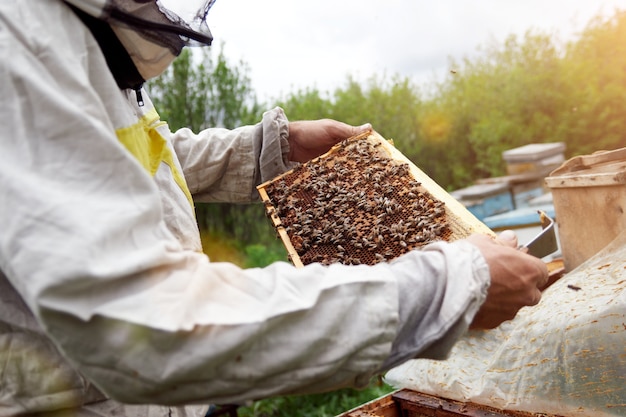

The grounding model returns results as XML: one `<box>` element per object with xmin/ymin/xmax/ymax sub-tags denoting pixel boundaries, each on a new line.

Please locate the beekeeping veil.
<box><xmin>65</xmin><ymin>0</ymin><xmax>215</xmax><ymax>85</ymax></box>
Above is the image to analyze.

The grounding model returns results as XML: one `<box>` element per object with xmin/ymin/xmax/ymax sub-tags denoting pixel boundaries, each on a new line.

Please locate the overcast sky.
<box><xmin>205</xmin><ymin>1</ymin><xmax>626</xmax><ymax>102</ymax></box>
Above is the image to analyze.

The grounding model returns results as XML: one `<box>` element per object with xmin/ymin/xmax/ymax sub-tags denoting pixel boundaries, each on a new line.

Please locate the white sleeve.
<box><xmin>381</xmin><ymin>241</ymin><xmax>490</xmax><ymax>370</ymax></box>
<box><xmin>171</xmin><ymin>107</ymin><xmax>296</xmax><ymax>203</ymax></box>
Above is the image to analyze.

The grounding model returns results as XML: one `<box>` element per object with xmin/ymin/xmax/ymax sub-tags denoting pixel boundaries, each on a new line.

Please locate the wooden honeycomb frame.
<box><xmin>257</xmin><ymin>130</ymin><xmax>494</xmax><ymax>267</ymax></box>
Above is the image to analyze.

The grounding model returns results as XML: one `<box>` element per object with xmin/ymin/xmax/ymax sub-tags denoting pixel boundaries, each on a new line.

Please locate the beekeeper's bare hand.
<box><xmin>468</xmin><ymin>230</ymin><xmax>549</xmax><ymax>329</ymax></box>
<box><xmin>288</xmin><ymin>120</ymin><xmax>372</xmax><ymax>163</ymax></box>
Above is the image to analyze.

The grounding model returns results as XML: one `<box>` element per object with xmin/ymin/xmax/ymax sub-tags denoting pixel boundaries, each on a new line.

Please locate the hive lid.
<box><xmin>502</xmin><ymin>142</ymin><xmax>566</xmax><ymax>163</ymax></box>
<box><xmin>451</xmin><ymin>182</ymin><xmax>510</xmax><ymax>200</ymax></box>
<box><xmin>545</xmin><ymin>146</ymin><xmax>626</xmax><ymax>188</ymax></box>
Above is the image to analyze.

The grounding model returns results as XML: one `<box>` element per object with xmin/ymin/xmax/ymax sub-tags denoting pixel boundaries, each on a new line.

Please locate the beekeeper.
<box><xmin>0</xmin><ymin>0</ymin><xmax>548</xmax><ymax>416</ymax></box>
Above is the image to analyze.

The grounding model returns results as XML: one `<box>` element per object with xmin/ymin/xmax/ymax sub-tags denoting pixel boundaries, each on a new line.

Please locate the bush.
<box><xmin>244</xmin><ymin>243</ymin><xmax>288</xmax><ymax>268</ymax></box>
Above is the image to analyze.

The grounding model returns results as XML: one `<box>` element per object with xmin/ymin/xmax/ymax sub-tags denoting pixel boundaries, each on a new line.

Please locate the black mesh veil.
<box><xmin>65</xmin><ymin>0</ymin><xmax>215</xmax><ymax>56</ymax></box>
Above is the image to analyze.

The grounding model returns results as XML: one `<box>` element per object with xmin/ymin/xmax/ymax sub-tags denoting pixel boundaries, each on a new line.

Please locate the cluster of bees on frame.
<box><xmin>262</xmin><ymin>136</ymin><xmax>451</xmax><ymax>266</ymax></box>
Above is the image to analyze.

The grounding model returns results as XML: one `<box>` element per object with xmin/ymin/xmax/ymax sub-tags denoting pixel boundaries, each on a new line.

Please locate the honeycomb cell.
<box><xmin>258</xmin><ymin>133</ymin><xmax>452</xmax><ymax>266</ymax></box>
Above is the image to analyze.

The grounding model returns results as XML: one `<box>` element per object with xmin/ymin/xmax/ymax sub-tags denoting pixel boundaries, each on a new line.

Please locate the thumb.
<box><xmin>352</xmin><ymin>123</ymin><xmax>372</xmax><ymax>136</ymax></box>
<box><xmin>496</xmin><ymin>229</ymin><xmax>518</xmax><ymax>248</ymax></box>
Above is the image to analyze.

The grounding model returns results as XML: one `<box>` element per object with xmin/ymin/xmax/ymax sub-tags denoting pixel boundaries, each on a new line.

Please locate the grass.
<box><xmin>235</xmin><ymin>379</ymin><xmax>395</xmax><ymax>417</ymax></box>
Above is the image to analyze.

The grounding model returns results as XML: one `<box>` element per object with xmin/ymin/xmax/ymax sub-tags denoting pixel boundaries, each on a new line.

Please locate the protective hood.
<box><xmin>65</xmin><ymin>0</ymin><xmax>214</xmax><ymax>50</ymax></box>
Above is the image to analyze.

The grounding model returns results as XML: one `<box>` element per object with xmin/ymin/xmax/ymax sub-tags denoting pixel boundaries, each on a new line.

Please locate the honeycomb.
<box><xmin>257</xmin><ymin>131</ymin><xmax>492</xmax><ymax>267</ymax></box>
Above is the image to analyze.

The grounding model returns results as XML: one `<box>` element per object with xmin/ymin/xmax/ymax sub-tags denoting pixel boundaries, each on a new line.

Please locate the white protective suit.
<box><xmin>0</xmin><ymin>0</ymin><xmax>491</xmax><ymax>416</ymax></box>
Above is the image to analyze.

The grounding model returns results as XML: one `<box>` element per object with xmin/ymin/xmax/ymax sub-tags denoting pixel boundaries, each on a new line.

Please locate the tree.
<box><xmin>557</xmin><ymin>11</ymin><xmax>626</xmax><ymax>155</ymax></box>
<box><xmin>425</xmin><ymin>31</ymin><xmax>568</xmax><ymax>186</ymax></box>
<box><xmin>150</xmin><ymin>44</ymin><xmax>261</xmax><ymax>130</ymax></box>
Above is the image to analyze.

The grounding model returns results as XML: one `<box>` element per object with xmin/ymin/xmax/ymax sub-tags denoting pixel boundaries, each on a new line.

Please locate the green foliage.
<box><xmin>244</xmin><ymin>243</ymin><xmax>288</xmax><ymax>268</ymax></box>
<box><xmin>417</xmin><ymin>30</ymin><xmax>570</xmax><ymax>186</ymax></box>
<box><xmin>556</xmin><ymin>11</ymin><xmax>626</xmax><ymax>155</ymax></box>
<box><xmin>194</xmin><ymin>202</ymin><xmax>278</xmax><ymax>248</ymax></box>
<box><xmin>199</xmin><ymin>230</ymin><xmax>246</xmax><ymax>265</ymax></box>
<box><xmin>149</xmin><ymin>44</ymin><xmax>263</xmax><ymax>130</ymax></box>
<box><xmin>237</xmin><ymin>380</ymin><xmax>394</xmax><ymax>417</ymax></box>
<box><xmin>274</xmin><ymin>87</ymin><xmax>334</xmax><ymax>121</ymax></box>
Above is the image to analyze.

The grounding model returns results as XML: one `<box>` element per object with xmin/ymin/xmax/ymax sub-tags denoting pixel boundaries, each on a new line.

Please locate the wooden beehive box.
<box><xmin>336</xmin><ymin>389</ymin><xmax>564</xmax><ymax>417</ymax></box>
<box><xmin>257</xmin><ymin>131</ymin><xmax>493</xmax><ymax>267</ymax></box>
